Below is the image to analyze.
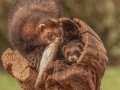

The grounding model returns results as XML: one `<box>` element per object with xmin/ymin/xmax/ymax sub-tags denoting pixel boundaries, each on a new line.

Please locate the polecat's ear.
<box><xmin>77</xmin><ymin>43</ymin><xmax>83</xmax><ymax>49</ymax></box>
<box><xmin>39</xmin><ymin>24</ymin><xmax>46</xmax><ymax>32</ymax></box>
<box><xmin>62</xmin><ymin>46</ymin><xmax>67</xmax><ymax>54</ymax></box>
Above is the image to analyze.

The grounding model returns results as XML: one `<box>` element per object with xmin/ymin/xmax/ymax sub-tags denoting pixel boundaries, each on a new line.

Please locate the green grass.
<box><xmin>0</xmin><ymin>71</ymin><xmax>22</xmax><ymax>90</ymax></box>
<box><xmin>101</xmin><ymin>67</ymin><xmax>120</xmax><ymax>90</ymax></box>
<box><xmin>0</xmin><ymin>67</ymin><xmax>120</xmax><ymax>90</ymax></box>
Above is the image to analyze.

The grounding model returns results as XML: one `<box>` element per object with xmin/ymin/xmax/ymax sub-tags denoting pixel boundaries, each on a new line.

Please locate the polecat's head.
<box><xmin>37</xmin><ymin>18</ymin><xmax>63</xmax><ymax>44</ymax></box>
<box><xmin>62</xmin><ymin>41</ymin><xmax>83</xmax><ymax>62</ymax></box>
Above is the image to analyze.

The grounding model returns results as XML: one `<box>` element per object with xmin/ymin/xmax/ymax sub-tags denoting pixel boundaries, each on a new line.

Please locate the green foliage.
<box><xmin>0</xmin><ymin>67</ymin><xmax>120</xmax><ymax>90</ymax></box>
<box><xmin>101</xmin><ymin>67</ymin><xmax>120</xmax><ymax>90</ymax></box>
<box><xmin>0</xmin><ymin>71</ymin><xmax>22</xmax><ymax>90</ymax></box>
<box><xmin>0</xmin><ymin>0</ymin><xmax>13</xmax><ymax>65</ymax></box>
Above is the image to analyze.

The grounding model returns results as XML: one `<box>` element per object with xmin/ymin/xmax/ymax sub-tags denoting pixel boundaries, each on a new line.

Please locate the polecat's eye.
<box><xmin>74</xmin><ymin>50</ymin><xmax>79</xmax><ymax>54</ymax></box>
<box><xmin>74</xmin><ymin>50</ymin><xmax>80</xmax><ymax>56</ymax></box>
<box><xmin>59</xmin><ymin>32</ymin><xmax>62</xmax><ymax>35</ymax></box>
<box><xmin>66</xmin><ymin>52</ymin><xmax>70</xmax><ymax>56</ymax></box>
<box><xmin>49</xmin><ymin>33</ymin><xmax>54</xmax><ymax>37</ymax></box>
<box><xmin>74</xmin><ymin>50</ymin><xmax>77</xmax><ymax>53</ymax></box>
<box><xmin>59</xmin><ymin>33</ymin><xmax>61</xmax><ymax>36</ymax></box>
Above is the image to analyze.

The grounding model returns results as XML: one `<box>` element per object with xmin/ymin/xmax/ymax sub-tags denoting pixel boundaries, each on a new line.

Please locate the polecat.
<box><xmin>8</xmin><ymin>0</ymin><xmax>63</xmax><ymax>69</ymax></box>
<box><xmin>62</xmin><ymin>39</ymin><xmax>83</xmax><ymax>63</ymax></box>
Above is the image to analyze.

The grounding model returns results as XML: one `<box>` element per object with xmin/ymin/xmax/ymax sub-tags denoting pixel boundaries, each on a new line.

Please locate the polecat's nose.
<box><xmin>55</xmin><ymin>37</ymin><xmax>62</xmax><ymax>43</ymax></box>
<box><xmin>70</xmin><ymin>57</ymin><xmax>75</xmax><ymax>61</ymax></box>
<box><xmin>58</xmin><ymin>37</ymin><xmax>63</xmax><ymax>42</ymax></box>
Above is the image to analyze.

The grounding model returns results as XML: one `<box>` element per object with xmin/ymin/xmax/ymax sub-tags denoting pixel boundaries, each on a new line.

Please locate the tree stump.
<box><xmin>1</xmin><ymin>18</ymin><xmax>108</xmax><ymax>90</ymax></box>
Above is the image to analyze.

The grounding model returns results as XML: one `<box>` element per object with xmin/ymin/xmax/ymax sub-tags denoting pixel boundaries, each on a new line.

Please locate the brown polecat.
<box><xmin>8</xmin><ymin>0</ymin><xmax>63</xmax><ymax>69</ymax></box>
<box><xmin>62</xmin><ymin>39</ymin><xmax>83</xmax><ymax>63</ymax></box>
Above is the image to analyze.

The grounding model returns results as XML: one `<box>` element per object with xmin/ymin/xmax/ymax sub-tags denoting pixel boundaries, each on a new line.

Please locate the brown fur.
<box><xmin>8</xmin><ymin>0</ymin><xmax>62</xmax><ymax>69</ymax></box>
<box><xmin>62</xmin><ymin>39</ymin><xmax>83</xmax><ymax>63</ymax></box>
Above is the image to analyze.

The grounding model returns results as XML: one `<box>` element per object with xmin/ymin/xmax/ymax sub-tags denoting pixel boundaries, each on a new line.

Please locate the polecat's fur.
<box><xmin>8</xmin><ymin>0</ymin><xmax>62</xmax><ymax>69</ymax></box>
<box><xmin>62</xmin><ymin>39</ymin><xmax>83</xmax><ymax>63</ymax></box>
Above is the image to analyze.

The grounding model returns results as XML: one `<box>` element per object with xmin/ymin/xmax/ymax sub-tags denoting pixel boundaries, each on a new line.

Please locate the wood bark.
<box><xmin>2</xmin><ymin>18</ymin><xmax>108</xmax><ymax>90</ymax></box>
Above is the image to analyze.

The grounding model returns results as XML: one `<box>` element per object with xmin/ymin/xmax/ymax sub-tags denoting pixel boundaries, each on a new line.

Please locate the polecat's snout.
<box><xmin>58</xmin><ymin>37</ymin><xmax>63</xmax><ymax>42</ymax></box>
<box><xmin>68</xmin><ymin>55</ymin><xmax>78</xmax><ymax>62</ymax></box>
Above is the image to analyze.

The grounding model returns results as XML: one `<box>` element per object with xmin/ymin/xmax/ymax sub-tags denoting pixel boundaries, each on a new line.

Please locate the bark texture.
<box><xmin>2</xmin><ymin>18</ymin><xmax>108</xmax><ymax>90</ymax></box>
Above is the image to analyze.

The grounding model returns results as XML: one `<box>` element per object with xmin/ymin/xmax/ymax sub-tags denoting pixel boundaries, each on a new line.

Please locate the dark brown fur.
<box><xmin>62</xmin><ymin>39</ymin><xmax>83</xmax><ymax>63</ymax></box>
<box><xmin>8</xmin><ymin>0</ymin><xmax>62</xmax><ymax>69</ymax></box>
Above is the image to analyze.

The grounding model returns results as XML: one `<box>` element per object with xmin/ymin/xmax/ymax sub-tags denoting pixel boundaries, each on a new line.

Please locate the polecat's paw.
<box><xmin>27</xmin><ymin>54</ymin><xmax>41</xmax><ymax>70</ymax></box>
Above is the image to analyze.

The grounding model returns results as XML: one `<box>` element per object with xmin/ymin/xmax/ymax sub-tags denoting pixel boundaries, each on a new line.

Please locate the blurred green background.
<box><xmin>0</xmin><ymin>0</ymin><xmax>120</xmax><ymax>90</ymax></box>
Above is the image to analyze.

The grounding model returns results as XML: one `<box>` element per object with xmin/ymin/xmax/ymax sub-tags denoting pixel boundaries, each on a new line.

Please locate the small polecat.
<box><xmin>8</xmin><ymin>0</ymin><xmax>63</xmax><ymax>69</ymax></box>
<box><xmin>62</xmin><ymin>39</ymin><xmax>83</xmax><ymax>63</ymax></box>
